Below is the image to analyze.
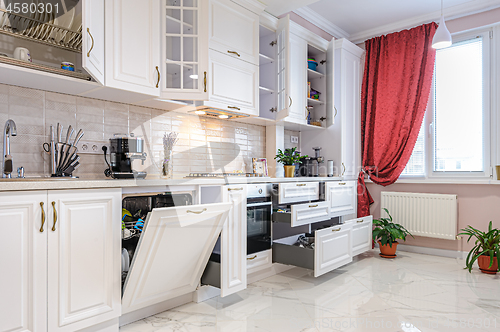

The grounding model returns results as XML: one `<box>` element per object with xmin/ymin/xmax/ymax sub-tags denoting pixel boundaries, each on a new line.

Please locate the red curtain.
<box><xmin>358</xmin><ymin>23</ymin><xmax>437</xmax><ymax>217</ymax></box>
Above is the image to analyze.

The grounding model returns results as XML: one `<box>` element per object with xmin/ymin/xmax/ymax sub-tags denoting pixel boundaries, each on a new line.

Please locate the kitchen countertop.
<box><xmin>0</xmin><ymin>175</ymin><xmax>347</xmax><ymax>191</ymax></box>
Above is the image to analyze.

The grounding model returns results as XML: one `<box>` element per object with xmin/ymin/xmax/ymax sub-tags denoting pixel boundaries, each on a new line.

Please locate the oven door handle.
<box><xmin>247</xmin><ymin>201</ymin><xmax>272</xmax><ymax>208</ymax></box>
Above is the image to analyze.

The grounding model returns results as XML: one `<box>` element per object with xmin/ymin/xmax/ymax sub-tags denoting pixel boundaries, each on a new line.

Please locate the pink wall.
<box><xmin>447</xmin><ymin>7</ymin><xmax>500</xmax><ymax>34</ymax></box>
<box><xmin>366</xmin><ymin>183</ymin><xmax>500</xmax><ymax>252</ymax></box>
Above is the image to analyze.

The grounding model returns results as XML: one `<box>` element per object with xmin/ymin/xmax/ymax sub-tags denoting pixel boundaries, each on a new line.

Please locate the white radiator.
<box><xmin>380</xmin><ymin>192</ymin><xmax>458</xmax><ymax>240</ymax></box>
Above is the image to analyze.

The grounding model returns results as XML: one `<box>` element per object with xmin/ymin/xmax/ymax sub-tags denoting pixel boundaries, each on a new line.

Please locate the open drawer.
<box><xmin>345</xmin><ymin>215</ymin><xmax>373</xmax><ymax>256</ymax></box>
<box><xmin>273</xmin><ymin>224</ymin><xmax>353</xmax><ymax>277</ymax></box>
<box><xmin>273</xmin><ymin>201</ymin><xmax>330</xmax><ymax>227</ymax></box>
<box><xmin>121</xmin><ymin>202</ymin><xmax>231</xmax><ymax>314</ymax></box>
<box><xmin>275</xmin><ymin>182</ymin><xmax>320</xmax><ymax>204</ymax></box>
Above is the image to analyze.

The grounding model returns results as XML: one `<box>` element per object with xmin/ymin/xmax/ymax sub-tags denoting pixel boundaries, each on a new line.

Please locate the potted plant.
<box><xmin>274</xmin><ymin>147</ymin><xmax>304</xmax><ymax>178</ymax></box>
<box><xmin>458</xmin><ymin>221</ymin><xmax>500</xmax><ymax>274</ymax></box>
<box><xmin>372</xmin><ymin>208</ymin><xmax>413</xmax><ymax>258</ymax></box>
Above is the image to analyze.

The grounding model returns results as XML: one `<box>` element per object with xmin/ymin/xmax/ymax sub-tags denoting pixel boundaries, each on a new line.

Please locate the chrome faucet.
<box><xmin>3</xmin><ymin>119</ymin><xmax>17</xmax><ymax>178</ymax></box>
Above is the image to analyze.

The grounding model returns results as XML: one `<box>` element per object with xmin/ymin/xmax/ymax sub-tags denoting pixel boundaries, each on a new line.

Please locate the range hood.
<box><xmin>189</xmin><ymin>106</ymin><xmax>250</xmax><ymax>120</ymax></box>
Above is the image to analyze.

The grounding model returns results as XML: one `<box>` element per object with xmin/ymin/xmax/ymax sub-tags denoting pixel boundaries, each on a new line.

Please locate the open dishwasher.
<box><xmin>119</xmin><ymin>191</ymin><xmax>231</xmax><ymax>314</ymax></box>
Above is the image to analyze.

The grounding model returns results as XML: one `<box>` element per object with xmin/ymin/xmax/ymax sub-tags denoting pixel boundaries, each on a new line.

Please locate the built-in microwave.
<box><xmin>247</xmin><ymin>184</ymin><xmax>272</xmax><ymax>255</ymax></box>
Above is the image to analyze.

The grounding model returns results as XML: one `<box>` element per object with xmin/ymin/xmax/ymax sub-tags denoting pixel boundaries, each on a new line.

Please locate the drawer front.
<box><xmin>208</xmin><ymin>50</ymin><xmax>258</xmax><ymax>116</ymax></box>
<box><xmin>314</xmin><ymin>224</ymin><xmax>353</xmax><ymax>277</ymax></box>
<box><xmin>247</xmin><ymin>250</ymin><xmax>272</xmax><ymax>274</ymax></box>
<box><xmin>291</xmin><ymin>201</ymin><xmax>330</xmax><ymax>227</ymax></box>
<box><xmin>326</xmin><ymin>181</ymin><xmax>356</xmax><ymax>217</ymax></box>
<box><xmin>346</xmin><ymin>216</ymin><xmax>373</xmax><ymax>256</ymax></box>
<box><xmin>278</xmin><ymin>182</ymin><xmax>320</xmax><ymax>204</ymax></box>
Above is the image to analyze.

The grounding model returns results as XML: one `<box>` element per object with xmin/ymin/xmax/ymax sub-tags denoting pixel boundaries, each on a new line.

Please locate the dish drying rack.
<box><xmin>0</xmin><ymin>8</ymin><xmax>82</xmax><ymax>52</ymax></box>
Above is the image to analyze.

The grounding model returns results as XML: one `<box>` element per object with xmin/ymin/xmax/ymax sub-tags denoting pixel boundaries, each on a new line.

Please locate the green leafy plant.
<box><xmin>458</xmin><ymin>221</ymin><xmax>500</xmax><ymax>273</ymax></box>
<box><xmin>274</xmin><ymin>147</ymin><xmax>306</xmax><ymax>166</ymax></box>
<box><xmin>372</xmin><ymin>208</ymin><xmax>413</xmax><ymax>247</ymax></box>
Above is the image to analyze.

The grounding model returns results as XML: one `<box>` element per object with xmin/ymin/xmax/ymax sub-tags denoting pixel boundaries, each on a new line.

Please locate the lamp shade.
<box><xmin>432</xmin><ymin>15</ymin><xmax>452</xmax><ymax>49</ymax></box>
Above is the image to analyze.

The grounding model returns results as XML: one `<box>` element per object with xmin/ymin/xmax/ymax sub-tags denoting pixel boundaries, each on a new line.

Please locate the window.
<box><xmin>401</xmin><ymin>30</ymin><xmax>491</xmax><ymax>178</ymax></box>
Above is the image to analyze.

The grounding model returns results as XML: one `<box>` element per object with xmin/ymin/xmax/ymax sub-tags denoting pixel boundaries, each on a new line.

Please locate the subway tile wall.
<box><xmin>0</xmin><ymin>84</ymin><xmax>266</xmax><ymax>178</ymax></box>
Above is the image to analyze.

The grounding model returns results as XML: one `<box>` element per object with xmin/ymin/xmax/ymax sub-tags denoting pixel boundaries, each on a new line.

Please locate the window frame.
<box><xmin>399</xmin><ymin>28</ymin><xmax>493</xmax><ymax>180</ymax></box>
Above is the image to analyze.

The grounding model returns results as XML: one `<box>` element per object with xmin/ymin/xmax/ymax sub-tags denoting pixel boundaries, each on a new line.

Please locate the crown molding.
<box><xmin>290</xmin><ymin>20</ymin><xmax>329</xmax><ymax>51</ymax></box>
<box><xmin>348</xmin><ymin>0</ymin><xmax>500</xmax><ymax>45</ymax></box>
<box><xmin>232</xmin><ymin>0</ymin><xmax>267</xmax><ymax>15</ymax></box>
<box><xmin>260</xmin><ymin>10</ymin><xmax>279</xmax><ymax>31</ymax></box>
<box><xmin>293</xmin><ymin>7</ymin><xmax>350</xmax><ymax>39</ymax></box>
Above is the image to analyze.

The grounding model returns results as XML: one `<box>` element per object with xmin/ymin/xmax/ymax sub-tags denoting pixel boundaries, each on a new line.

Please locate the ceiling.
<box><xmin>277</xmin><ymin>0</ymin><xmax>500</xmax><ymax>43</ymax></box>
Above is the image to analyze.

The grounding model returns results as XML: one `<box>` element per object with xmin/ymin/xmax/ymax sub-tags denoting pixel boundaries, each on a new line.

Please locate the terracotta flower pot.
<box><xmin>478</xmin><ymin>255</ymin><xmax>498</xmax><ymax>274</ymax></box>
<box><xmin>378</xmin><ymin>241</ymin><xmax>398</xmax><ymax>257</ymax></box>
<box><xmin>284</xmin><ymin>165</ymin><xmax>295</xmax><ymax>177</ymax></box>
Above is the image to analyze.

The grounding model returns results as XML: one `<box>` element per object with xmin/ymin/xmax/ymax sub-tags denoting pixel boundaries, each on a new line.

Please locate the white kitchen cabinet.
<box><xmin>221</xmin><ymin>185</ymin><xmax>247</xmax><ymax>296</ymax></box>
<box><xmin>0</xmin><ymin>189</ymin><xmax>121</xmax><ymax>332</ymax></box>
<box><xmin>273</xmin><ymin>223</ymin><xmax>352</xmax><ymax>277</ymax></box>
<box><xmin>247</xmin><ymin>250</ymin><xmax>272</xmax><ymax>274</ymax></box>
<box><xmin>325</xmin><ymin>181</ymin><xmax>357</xmax><ymax>217</ymax></box>
<box><xmin>105</xmin><ymin>0</ymin><xmax>161</xmax><ymax>96</ymax></box>
<box><xmin>276</xmin><ymin>182</ymin><xmax>320</xmax><ymax>204</ymax></box>
<box><xmin>345</xmin><ymin>216</ymin><xmax>373</xmax><ymax>256</ymax></box>
<box><xmin>47</xmin><ymin>190</ymin><xmax>121</xmax><ymax>332</ymax></box>
<box><xmin>273</xmin><ymin>201</ymin><xmax>330</xmax><ymax>228</ymax></box>
<box><xmin>0</xmin><ymin>191</ymin><xmax>47</xmax><ymax>332</ymax></box>
<box><xmin>209</xmin><ymin>0</ymin><xmax>259</xmax><ymax>66</ymax></box>
<box><xmin>122</xmin><ymin>202</ymin><xmax>232</xmax><ymax>313</ymax></box>
<box><xmin>198</xmin><ymin>49</ymin><xmax>258</xmax><ymax>116</ymax></box>
<box><xmin>286</xmin><ymin>33</ymin><xmax>308</xmax><ymax>123</ymax></box>
<box><xmin>161</xmin><ymin>0</ymin><xmax>209</xmax><ymax>100</ymax></box>
<box><xmin>82</xmin><ymin>0</ymin><xmax>105</xmax><ymax>84</ymax></box>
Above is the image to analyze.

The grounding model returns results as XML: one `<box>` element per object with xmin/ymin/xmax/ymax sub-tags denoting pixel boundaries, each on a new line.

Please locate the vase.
<box><xmin>284</xmin><ymin>165</ymin><xmax>295</xmax><ymax>177</ymax></box>
<box><xmin>162</xmin><ymin>149</ymin><xmax>173</xmax><ymax>178</ymax></box>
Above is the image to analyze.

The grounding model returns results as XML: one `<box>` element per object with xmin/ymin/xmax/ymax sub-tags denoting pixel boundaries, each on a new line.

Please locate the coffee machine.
<box><xmin>104</xmin><ymin>134</ymin><xmax>147</xmax><ymax>179</ymax></box>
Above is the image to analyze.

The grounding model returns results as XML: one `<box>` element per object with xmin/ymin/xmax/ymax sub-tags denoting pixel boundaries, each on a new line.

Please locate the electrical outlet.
<box><xmin>78</xmin><ymin>141</ymin><xmax>109</xmax><ymax>155</ymax></box>
<box><xmin>291</xmin><ymin>136</ymin><xmax>299</xmax><ymax>144</ymax></box>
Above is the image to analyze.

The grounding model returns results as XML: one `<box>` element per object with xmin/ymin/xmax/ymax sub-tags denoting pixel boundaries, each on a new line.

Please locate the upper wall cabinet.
<box><xmin>160</xmin><ymin>0</ymin><xmax>209</xmax><ymax>101</ymax></box>
<box><xmin>82</xmin><ymin>0</ymin><xmax>105</xmax><ymax>85</ymax></box>
<box><xmin>262</xmin><ymin>15</ymin><xmax>335</xmax><ymax>129</ymax></box>
<box><xmin>105</xmin><ymin>0</ymin><xmax>161</xmax><ymax>96</ymax></box>
<box><xmin>209</xmin><ymin>0</ymin><xmax>259</xmax><ymax>66</ymax></box>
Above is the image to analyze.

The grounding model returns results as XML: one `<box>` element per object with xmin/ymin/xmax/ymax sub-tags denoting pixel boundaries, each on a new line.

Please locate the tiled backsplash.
<box><xmin>0</xmin><ymin>84</ymin><xmax>266</xmax><ymax>178</ymax></box>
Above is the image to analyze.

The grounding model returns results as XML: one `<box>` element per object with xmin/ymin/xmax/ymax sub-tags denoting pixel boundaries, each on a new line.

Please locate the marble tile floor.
<box><xmin>120</xmin><ymin>250</ymin><xmax>500</xmax><ymax>332</ymax></box>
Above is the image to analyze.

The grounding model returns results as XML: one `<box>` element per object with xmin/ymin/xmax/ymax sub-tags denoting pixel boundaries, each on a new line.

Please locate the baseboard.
<box><xmin>396</xmin><ymin>243</ymin><xmax>467</xmax><ymax>259</ymax></box>
<box><xmin>77</xmin><ymin>318</ymin><xmax>119</xmax><ymax>332</ymax></box>
<box><xmin>119</xmin><ymin>293</ymin><xmax>193</xmax><ymax>327</ymax></box>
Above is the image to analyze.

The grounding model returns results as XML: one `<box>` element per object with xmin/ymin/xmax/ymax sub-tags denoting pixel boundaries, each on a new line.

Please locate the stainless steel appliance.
<box><xmin>104</xmin><ymin>134</ymin><xmax>147</xmax><ymax>179</ymax></box>
<box><xmin>247</xmin><ymin>184</ymin><xmax>272</xmax><ymax>255</ymax></box>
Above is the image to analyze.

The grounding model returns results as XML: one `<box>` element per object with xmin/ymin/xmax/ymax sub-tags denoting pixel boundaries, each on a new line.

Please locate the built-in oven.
<box><xmin>247</xmin><ymin>184</ymin><xmax>273</xmax><ymax>255</ymax></box>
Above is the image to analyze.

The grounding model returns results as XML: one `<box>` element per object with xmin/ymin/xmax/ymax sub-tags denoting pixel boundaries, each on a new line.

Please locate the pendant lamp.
<box><xmin>432</xmin><ymin>0</ymin><xmax>452</xmax><ymax>49</ymax></box>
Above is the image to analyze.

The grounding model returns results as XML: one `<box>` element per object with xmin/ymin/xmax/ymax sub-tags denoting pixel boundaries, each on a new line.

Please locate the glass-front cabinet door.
<box><xmin>161</xmin><ymin>0</ymin><xmax>209</xmax><ymax>100</ymax></box>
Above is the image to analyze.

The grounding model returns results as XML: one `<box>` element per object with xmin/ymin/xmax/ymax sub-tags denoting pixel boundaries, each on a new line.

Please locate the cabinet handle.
<box><xmin>155</xmin><ymin>66</ymin><xmax>160</xmax><ymax>88</ymax></box>
<box><xmin>334</xmin><ymin>106</ymin><xmax>338</xmax><ymax>119</ymax></box>
<box><xmin>187</xmin><ymin>208</ymin><xmax>207</xmax><ymax>214</ymax></box>
<box><xmin>39</xmin><ymin>202</ymin><xmax>45</xmax><ymax>233</ymax></box>
<box><xmin>86</xmin><ymin>28</ymin><xmax>94</xmax><ymax>58</ymax></box>
<box><xmin>227</xmin><ymin>50</ymin><xmax>240</xmax><ymax>57</ymax></box>
<box><xmin>332</xmin><ymin>228</ymin><xmax>341</xmax><ymax>232</ymax></box>
<box><xmin>247</xmin><ymin>255</ymin><xmax>257</xmax><ymax>260</ymax></box>
<box><xmin>289</xmin><ymin>96</ymin><xmax>293</xmax><ymax>108</ymax></box>
<box><xmin>339</xmin><ymin>182</ymin><xmax>346</xmax><ymax>185</ymax></box>
<box><xmin>309</xmin><ymin>204</ymin><xmax>318</xmax><ymax>208</ymax></box>
<box><xmin>341</xmin><ymin>163</ymin><xmax>346</xmax><ymax>176</ymax></box>
<box><xmin>228</xmin><ymin>187</ymin><xmax>244</xmax><ymax>191</ymax></box>
<box><xmin>296</xmin><ymin>184</ymin><xmax>306</xmax><ymax>187</ymax></box>
<box><xmin>357</xmin><ymin>220</ymin><xmax>364</xmax><ymax>223</ymax></box>
<box><xmin>51</xmin><ymin>201</ymin><xmax>57</xmax><ymax>231</ymax></box>
<box><xmin>204</xmin><ymin>71</ymin><xmax>207</xmax><ymax>92</ymax></box>
<box><xmin>228</xmin><ymin>106</ymin><xmax>240</xmax><ymax>111</ymax></box>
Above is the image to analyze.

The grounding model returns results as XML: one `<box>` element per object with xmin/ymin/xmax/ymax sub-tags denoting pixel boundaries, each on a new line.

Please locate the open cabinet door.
<box><xmin>82</xmin><ymin>0</ymin><xmax>105</xmax><ymax>84</ymax></box>
<box><xmin>121</xmin><ymin>203</ymin><xmax>231</xmax><ymax>314</ymax></box>
<box><xmin>326</xmin><ymin>38</ymin><xmax>335</xmax><ymax>127</ymax></box>
<box><xmin>275</xmin><ymin>15</ymin><xmax>291</xmax><ymax>121</ymax></box>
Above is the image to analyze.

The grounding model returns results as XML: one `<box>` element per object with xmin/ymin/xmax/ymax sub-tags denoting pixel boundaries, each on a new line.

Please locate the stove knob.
<box><xmin>258</xmin><ymin>188</ymin><xmax>263</xmax><ymax>194</ymax></box>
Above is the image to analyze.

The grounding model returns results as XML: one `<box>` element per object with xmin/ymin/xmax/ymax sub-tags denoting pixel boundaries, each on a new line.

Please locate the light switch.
<box><xmin>291</xmin><ymin>136</ymin><xmax>299</xmax><ymax>143</ymax></box>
